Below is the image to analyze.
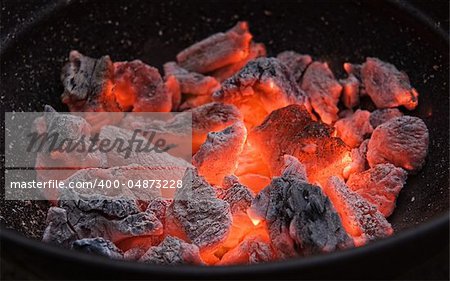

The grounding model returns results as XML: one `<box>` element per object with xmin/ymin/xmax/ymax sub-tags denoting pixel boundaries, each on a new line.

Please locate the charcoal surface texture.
<box><xmin>139</xmin><ymin>236</ymin><xmax>204</xmax><ymax>265</ymax></box>
<box><xmin>193</xmin><ymin>121</ymin><xmax>247</xmax><ymax>185</ymax></box>
<box><xmin>213</xmin><ymin>57</ymin><xmax>310</xmax><ymax>127</ymax></box>
<box><xmin>324</xmin><ymin>176</ymin><xmax>393</xmax><ymax>246</ymax></box>
<box><xmin>169</xmin><ymin>168</ymin><xmax>232</xmax><ymax>250</ymax></box>
<box><xmin>176</xmin><ymin>22</ymin><xmax>252</xmax><ymax>73</ymax></box>
<box><xmin>347</xmin><ymin>163</ymin><xmax>407</xmax><ymax>217</ymax></box>
<box><xmin>300</xmin><ymin>61</ymin><xmax>342</xmax><ymax>124</ymax></box>
<box><xmin>249</xmin><ymin>104</ymin><xmax>350</xmax><ymax>184</ymax></box>
<box><xmin>250</xmin><ymin>158</ymin><xmax>353</xmax><ymax>258</ymax></box>
<box><xmin>61</xmin><ymin>50</ymin><xmax>116</xmax><ymax>112</ymax></box>
<box><xmin>217</xmin><ymin>175</ymin><xmax>255</xmax><ymax>214</ymax></box>
<box><xmin>367</xmin><ymin>116</ymin><xmax>429</xmax><ymax>172</ymax></box>
<box><xmin>360</xmin><ymin>57</ymin><xmax>419</xmax><ymax>110</ymax></box>
<box><xmin>72</xmin><ymin>237</ymin><xmax>124</xmax><ymax>259</ymax></box>
<box><xmin>56</xmin><ymin>191</ymin><xmax>163</xmax><ymax>243</ymax></box>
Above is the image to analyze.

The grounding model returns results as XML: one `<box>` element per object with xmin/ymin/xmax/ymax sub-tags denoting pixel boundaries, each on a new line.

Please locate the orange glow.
<box><xmin>250</xmin><ymin>217</ymin><xmax>261</xmax><ymax>226</ymax></box>
<box><xmin>114</xmin><ymin>80</ymin><xmax>136</xmax><ymax>111</ymax></box>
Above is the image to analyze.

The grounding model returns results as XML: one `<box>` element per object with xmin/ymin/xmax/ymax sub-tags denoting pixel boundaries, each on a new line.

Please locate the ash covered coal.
<box><xmin>193</xmin><ymin>121</ymin><xmax>247</xmax><ymax>185</ymax></box>
<box><xmin>347</xmin><ymin>164</ymin><xmax>407</xmax><ymax>217</ymax></box>
<box><xmin>212</xmin><ymin>42</ymin><xmax>267</xmax><ymax>82</ymax></box>
<box><xmin>61</xmin><ymin>51</ymin><xmax>116</xmax><ymax>112</ymax></box>
<box><xmin>369</xmin><ymin>108</ymin><xmax>404</xmax><ymax>128</ymax></box>
<box><xmin>334</xmin><ymin>109</ymin><xmax>373</xmax><ymax>148</ymax></box>
<box><xmin>176</xmin><ymin>22</ymin><xmax>252</xmax><ymax>74</ymax></box>
<box><xmin>217</xmin><ymin>175</ymin><xmax>255</xmax><ymax>214</ymax></box>
<box><xmin>249</xmin><ymin>157</ymin><xmax>353</xmax><ymax>258</ymax></box>
<box><xmin>163</xmin><ymin>62</ymin><xmax>220</xmax><ymax>96</ymax></box>
<box><xmin>42</xmin><ymin>191</ymin><xmax>163</xmax><ymax>246</ymax></box>
<box><xmin>249</xmin><ymin>104</ymin><xmax>350</xmax><ymax>184</ymax></box>
<box><xmin>168</xmin><ymin>168</ymin><xmax>232</xmax><ymax>251</ymax></box>
<box><xmin>33</xmin><ymin>106</ymin><xmax>106</xmax><ymax>183</ymax></box>
<box><xmin>346</xmin><ymin>58</ymin><xmax>419</xmax><ymax>110</ymax></box>
<box><xmin>213</xmin><ymin>57</ymin><xmax>311</xmax><ymax>127</ymax></box>
<box><xmin>276</xmin><ymin>51</ymin><xmax>312</xmax><ymax>83</ymax></box>
<box><xmin>367</xmin><ymin>116</ymin><xmax>429</xmax><ymax>173</ymax></box>
<box><xmin>324</xmin><ymin>177</ymin><xmax>393</xmax><ymax>246</ymax></box>
<box><xmin>139</xmin><ymin>236</ymin><xmax>204</xmax><ymax>265</ymax></box>
<box><xmin>72</xmin><ymin>237</ymin><xmax>124</xmax><ymax>259</ymax></box>
<box><xmin>300</xmin><ymin>61</ymin><xmax>343</xmax><ymax>124</ymax></box>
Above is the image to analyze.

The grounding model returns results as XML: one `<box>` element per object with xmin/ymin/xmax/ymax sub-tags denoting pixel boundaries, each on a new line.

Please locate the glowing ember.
<box><xmin>41</xmin><ymin>21</ymin><xmax>430</xmax><ymax>266</ymax></box>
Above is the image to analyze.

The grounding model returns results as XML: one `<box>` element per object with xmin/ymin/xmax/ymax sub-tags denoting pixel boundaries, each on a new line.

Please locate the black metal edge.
<box><xmin>0</xmin><ymin>213</ymin><xmax>448</xmax><ymax>278</ymax></box>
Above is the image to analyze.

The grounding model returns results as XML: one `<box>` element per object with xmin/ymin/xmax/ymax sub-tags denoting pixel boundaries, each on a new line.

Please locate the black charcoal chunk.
<box><xmin>72</xmin><ymin>237</ymin><xmax>123</xmax><ymax>259</ymax></box>
<box><xmin>42</xmin><ymin>207</ymin><xmax>78</xmax><ymax>248</ymax></box>
<box><xmin>58</xmin><ymin>191</ymin><xmax>163</xmax><ymax>243</ymax></box>
<box><xmin>217</xmin><ymin>175</ymin><xmax>255</xmax><ymax>214</ymax></box>
<box><xmin>170</xmin><ymin>168</ymin><xmax>232</xmax><ymax>250</ymax></box>
<box><xmin>61</xmin><ymin>50</ymin><xmax>117</xmax><ymax>112</ymax></box>
<box><xmin>139</xmin><ymin>236</ymin><xmax>204</xmax><ymax>265</ymax></box>
<box><xmin>249</xmin><ymin>161</ymin><xmax>353</xmax><ymax>258</ymax></box>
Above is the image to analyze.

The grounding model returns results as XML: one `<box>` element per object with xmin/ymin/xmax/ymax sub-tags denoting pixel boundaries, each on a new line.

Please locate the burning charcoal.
<box><xmin>72</xmin><ymin>237</ymin><xmax>123</xmax><ymax>259</ymax></box>
<box><xmin>193</xmin><ymin>121</ymin><xmax>247</xmax><ymax>185</ymax></box>
<box><xmin>300</xmin><ymin>61</ymin><xmax>343</xmax><ymax>124</ymax></box>
<box><xmin>370</xmin><ymin>108</ymin><xmax>403</xmax><ymax>128</ymax></box>
<box><xmin>214</xmin><ymin>176</ymin><xmax>266</xmax><ymax>262</ymax></box>
<box><xmin>113</xmin><ymin>60</ymin><xmax>172</xmax><ymax>112</ymax></box>
<box><xmin>218</xmin><ymin>234</ymin><xmax>274</xmax><ymax>265</ymax></box>
<box><xmin>58</xmin><ymin>191</ymin><xmax>163</xmax><ymax>243</ymax></box>
<box><xmin>334</xmin><ymin>109</ymin><xmax>373</xmax><ymax>148</ymax></box>
<box><xmin>146</xmin><ymin>198</ymin><xmax>172</xmax><ymax>225</ymax></box>
<box><xmin>163</xmin><ymin>62</ymin><xmax>220</xmax><ymax>95</ymax></box>
<box><xmin>176</xmin><ymin>22</ymin><xmax>252</xmax><ymax>73</ymax></box>
<box><xmin>164</xmin><ymin>74</ymin><xmax>182</xmax><ymax>111</ymax></box>
<box><xmin>344</xmin><ymin>62</ymin><xmax>362</xmax><ymax>80</ymax></box>
<box><xmin>234</xmin><ymin>143</ymin><xmax>271</xmax><ymax>193</ymax></box>
<box><xmin>61</xmin><ymin>50</ymin><xmax>117</xmax><ymax>112</ymax></box>
<box><xmin>124</xmin><ymin>247</ymin><xmax>146</xmax><ymax>260</ymax></box>
<box><xmin>34</xmin><ymin>107</ymin><xmax>106</xmax><ymax>185</ymax></box>
<box><xmin>237</xmin><ymin>174</ymin><xmax>271</xmax><ymax>194</ymax></box>
<box><xmin>360</xmin><ymin>58</ymin><xmax>419</xmax><ymax>110</ymax></box>
<box><xmin>139</xmin><ymin>236</ymin><xmax>204</xmax><ymax>265</ymax></box>
<box><xmin>343</xmin><ymin>139</ymin><xmax>369</xmax><ymax>179</ymax></box>
<box><xmin>213</xmin><ymin>57</ymin><xmax>311</xmax><ymax>127</ymax></box>
<box><xmin>280</xmin><ymin>155</ymin><xmax>308</xmax><ymax>181</ymax></box>
<box><xmin>323</xmin><ymin>176</ymin><xmax>393</xmax><ymax>246</ymax></box>
<box><xmin>338</xmin><ymin>108</ymin><xmax>354</xmax><ymax>119</ymax></box>
<box><xmin>347</xmin><ymin>164</ymin><xmax>407</xmax><ymax>217</ymax></box>
<box><xmin>191</xmin><ymin>102</ymin><xmax>242</xmax><ymax>151</ymax></box>
<box><xmin>249</xmin><ymin>159</ymin><xmax>353</xmax><ymax>258</ymax></box>
<box><xmin>179</xmin><ymin>94</ymin><xmax>213</xmax><ymax>111</ymax></box>
<box><xmin>276</xmin><ymin>51</ymin><xmax>313</xmax><ymax>82</ymax></box>
<box><xmin>42</xmin><ymin>207</ymin><xmax>78</xmax><ymax>247</ymax></box>
<box><xmin>217</xmin><ymin>175</ymin><xmax>254</xmax><ymax>214</ymax></box>
<box><xmin>367</xmin><ymin>116</ymin><xmax>429</xmax><ymax>173</ymax></box>
<box><xmin>340</xmin><ymin>74</ymin><xmax>360</xmax><ymax>109</ymax></box>
<box><xmin>249</xmin><ymin>104</ymin><xmax>351</xmax><ymax>185</ymax></box>
<box><xmin>169</xmin><ymin>168</ymin><xmax>232</xmax><ymax>252</ymax></box>
<box><xmin>212</xmin><ymin>42</ymin><xmax>266</xmax><ymax>82</ymax></box>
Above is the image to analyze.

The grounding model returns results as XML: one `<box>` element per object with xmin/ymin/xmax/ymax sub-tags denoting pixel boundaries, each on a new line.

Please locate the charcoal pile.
<box><xmin>40</xmin><ymin>21</ymin><xmax>429</xmax><ymax>266</ymax></box>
